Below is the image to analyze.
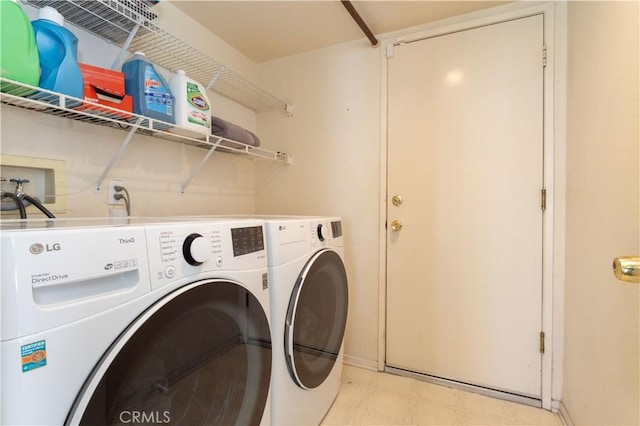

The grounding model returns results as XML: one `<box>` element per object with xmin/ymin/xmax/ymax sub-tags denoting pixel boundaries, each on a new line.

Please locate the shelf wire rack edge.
<box><xmin>0</xmin><ymin>78</ymin><xmax>290</xmax><ymax>164</ymax></box>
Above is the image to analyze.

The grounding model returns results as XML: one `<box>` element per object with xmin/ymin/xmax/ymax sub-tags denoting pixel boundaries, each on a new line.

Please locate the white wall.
<box><xmin>256</xmin><ymin>41</ymin><xmax>383</xmax><ymax>368</ymax></box>
<box><xmin>1</xmin><ymin>2</ymin><xmax>260</xmax><ymax>218</ymax></box>
<box><xmin>0</xmin><ymin>108</ymin><xmax>257</xmax><ymax>217</ymax></box>
<box><xmin>563</xmin><ymin>1</ymin><xmax>639</xmax><ymax>424</ymax></box>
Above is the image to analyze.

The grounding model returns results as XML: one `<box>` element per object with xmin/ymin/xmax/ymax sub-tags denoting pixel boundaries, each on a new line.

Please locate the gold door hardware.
<box><xmin>613</xmin><ymin>256</ymin><xmax>640</xmax><ymax>283</ymax></box>
<box><xmin>391</xmin><ymin>220</ymin><xmax>403</xmax><ymax>231</ymax></box>
<box><xmin>392</xmin><ymin>195</ymin><xmax>403</xmax><ymax>207</ymax></box>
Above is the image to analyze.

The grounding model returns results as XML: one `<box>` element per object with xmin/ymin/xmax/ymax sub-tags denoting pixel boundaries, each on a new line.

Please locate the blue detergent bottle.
<box><xmin>31</xmin><ymin>6</ymin><xmax>83</xmax><ymax>105</ymax></box>
<box><xmin>122</xmin><ymin>52</ymin><xmax>175</xmax><ymax>129</ymax></box>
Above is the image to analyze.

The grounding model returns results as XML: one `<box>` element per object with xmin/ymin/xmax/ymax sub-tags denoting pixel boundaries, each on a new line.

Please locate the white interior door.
<box><xmin>386</xmin><ymin>15</ymin><xmax>545</xmax><ymax>398</ymax></box>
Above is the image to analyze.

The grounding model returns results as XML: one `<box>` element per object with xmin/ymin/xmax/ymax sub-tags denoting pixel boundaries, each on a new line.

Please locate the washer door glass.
<box><xmin>67</xmin><ymin>280</ymin><xmax>271</xmax><ymax>426</ymax></box>
<box><xmin>285</xmin><ymin>249</ymin><xmax>349</xmax><ymax>389</ymax></box>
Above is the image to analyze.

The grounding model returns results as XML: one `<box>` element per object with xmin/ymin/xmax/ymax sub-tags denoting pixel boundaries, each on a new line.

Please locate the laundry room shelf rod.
<box><xmin>24</xmin><ymin>0</ymin><xmax>292</xmax><ymax>112</ymax></box>
<box><xmin>0</xmin><ymin>78</ymin><xmax>291</xmax><ymax>193</ymax></box>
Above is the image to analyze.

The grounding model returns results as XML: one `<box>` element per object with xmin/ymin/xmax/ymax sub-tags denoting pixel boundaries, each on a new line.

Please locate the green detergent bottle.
<box><xmin>0</xmin><ymin>0</ymin><xmax>40</xmax><ymax>95</ymax></box>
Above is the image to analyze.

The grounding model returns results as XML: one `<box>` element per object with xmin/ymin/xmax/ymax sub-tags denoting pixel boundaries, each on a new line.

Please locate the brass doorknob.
<box><xmin>613</xmin><ymin>256</ymin><xmax>640</xmax><ymax>283</ymax></box>
<box><xmin>391</xmin><ymin>220</ymin><xmax>403</xmax><ymax>231</ymax></box>
<box><xmin>392</xmin><ymin>195</ymin><xmax>403</xmax><ymax>206</ymax></box>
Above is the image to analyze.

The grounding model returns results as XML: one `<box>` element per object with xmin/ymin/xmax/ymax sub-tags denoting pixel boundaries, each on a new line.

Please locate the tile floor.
<box><xmin>321</xmin><ymin>366</ymin><xmax>563</xmax><ymax>425</ymax></box>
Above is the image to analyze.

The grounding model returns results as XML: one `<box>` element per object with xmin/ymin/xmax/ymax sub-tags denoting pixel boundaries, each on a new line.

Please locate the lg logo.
<box><xmin>29</xmin><ymin>243</ymin><xmax>61</xmax><ymax>255</ymax></box>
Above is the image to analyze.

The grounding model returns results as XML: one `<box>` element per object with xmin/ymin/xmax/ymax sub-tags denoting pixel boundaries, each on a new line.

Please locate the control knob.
<box><xmin>183</xmin><ymin>233</ymin><xmax>211</xmax><ymax>266</ymax></box>
<box><xmin>317</xmin><ymin>224</ymin><xmax>329</xmax><ymax>242</ymax></box>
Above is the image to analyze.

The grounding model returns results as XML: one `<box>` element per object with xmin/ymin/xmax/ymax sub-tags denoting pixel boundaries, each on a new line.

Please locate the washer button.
<box><xmin>165</xmin><ymin>265</ymin><xmax>176</xmax><ymax>278</ymax></box>
<box><xmin>216</xmin><ymin>256</ymin><xmax>223</xmax><ymax>267</ymax></box>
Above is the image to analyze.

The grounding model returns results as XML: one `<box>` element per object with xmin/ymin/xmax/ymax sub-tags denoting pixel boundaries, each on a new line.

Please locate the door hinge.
<box><xmin>542</xmin><ymin>46</ymin><xmax>547</xmax><ymax>68</ymax></box>
<box><xmin>386</xmin><ymin>44</ymin><xmax>395</xmax><ymax>58</ymax></box>
<box><xmin>541</xmin><ymin>189</ymin><xmax>547</xmax><ymax>211</ymax></box>
<box><xmin>540</xmin><ymin>331</ymin><xmax>546</xmax><ymax>354</ymax></box>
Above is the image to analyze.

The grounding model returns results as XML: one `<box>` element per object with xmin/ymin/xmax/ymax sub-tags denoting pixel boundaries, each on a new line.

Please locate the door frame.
<box><xmin>377</xmin><ymin>1</ymin><xmax>567</xmax><ymax>411</ymax></box>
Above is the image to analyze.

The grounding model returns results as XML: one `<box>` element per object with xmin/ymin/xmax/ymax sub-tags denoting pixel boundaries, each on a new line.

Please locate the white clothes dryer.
<box><xmin>264</xmin><ymin>216</ymin><xmax>348</xmax><ymax>426</ymax></box>
<box><xmin>1</xmin><ymin>217</ymin><xmax>272</xmax><ymax>425</ymax></box>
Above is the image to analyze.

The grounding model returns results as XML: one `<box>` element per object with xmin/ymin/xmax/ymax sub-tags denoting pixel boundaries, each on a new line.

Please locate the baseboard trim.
<box><xmin>558</xmin><ymin>402</ymin><xmax>575</xmax><ymax>426</ymax></box>
<box><xmin>343</xmin><ymin>354</ymin><xmax>379</xmax><ymax>371</ymax></box>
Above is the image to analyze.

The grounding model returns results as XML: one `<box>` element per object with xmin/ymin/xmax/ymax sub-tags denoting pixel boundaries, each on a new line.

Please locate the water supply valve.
<box><xmin>9</xmin><ymin>178</ymin><xmax>30</xmax><ymax>194</ymax></box>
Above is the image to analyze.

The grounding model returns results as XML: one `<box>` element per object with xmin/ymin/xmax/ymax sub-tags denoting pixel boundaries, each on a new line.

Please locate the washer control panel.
<box><xmin>146</xmin><ymin>220</ymin><xmax>267</xmax><ymax>290</ymax></box>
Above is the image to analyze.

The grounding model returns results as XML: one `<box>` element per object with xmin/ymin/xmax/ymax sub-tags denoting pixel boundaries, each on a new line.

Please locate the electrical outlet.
<box><xmin>108</xmin><ymin>180</ymin><xmax>123</xmax><ymax>205</ymax></box>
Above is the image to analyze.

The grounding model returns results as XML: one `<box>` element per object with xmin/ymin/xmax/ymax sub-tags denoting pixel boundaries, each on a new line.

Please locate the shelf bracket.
<box><xmin>95</xmin><ymin>118</ymin><xmax>142</xmax><ymax>191</ymax></box>
<box><xmin>180</xmin><ymin>137</ymin><xmax>222</xmax><ymax>194</ymax></box>
<box><xmin>285</xmin><ymin>103</ymin><xmax>294</xmax><ymax>117</ymax></box>
<box><xmin>205</xmin><ymin>67</ymin><xmax>225</xmax><ymax>91</ymax></box>
<box><xmin>111</xmin><ymin>21</ymin><xmax>142</xmax><ymax>71</ymax></box>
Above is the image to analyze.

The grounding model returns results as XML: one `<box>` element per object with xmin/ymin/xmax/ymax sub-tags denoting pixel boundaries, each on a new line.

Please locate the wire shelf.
<box><xmin>24</xmin><ymin>0</ymin><xmax>290</xmax><ymax>111</ymax></box>
<box><xmin>0</xmin><ymin>78</ymin><xmax>291</xmax><ymax>164</ymax></box>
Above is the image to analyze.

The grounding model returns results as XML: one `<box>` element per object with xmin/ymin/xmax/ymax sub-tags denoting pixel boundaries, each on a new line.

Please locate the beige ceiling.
<box><xmin>171</xmin><ymin>1</ymin><xmax>510</xmax><ymax>63</ymax></box>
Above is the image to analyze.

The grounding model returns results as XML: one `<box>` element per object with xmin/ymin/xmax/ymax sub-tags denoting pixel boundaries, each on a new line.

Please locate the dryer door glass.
<box><xmin>67</xmin><ymin>280</ymin><xmax>271</xmax><ymax>426</ymax></box>
<box><xmin>285</xmin><ymin>249</ymin><xmax>349</xmax><ymax>389</ymax></box>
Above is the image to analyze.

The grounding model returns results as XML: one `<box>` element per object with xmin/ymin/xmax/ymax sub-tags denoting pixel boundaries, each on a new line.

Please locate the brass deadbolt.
<box><xmin>391</xmin><ymin>220</ymin><xmax>403</xmax><ymax>231</ymax></box>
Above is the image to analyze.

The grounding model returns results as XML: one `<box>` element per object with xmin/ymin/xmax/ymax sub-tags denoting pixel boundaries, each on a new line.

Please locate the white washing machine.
<box><xmin>1</xmin><ymin>217</ymin><xmax>272</xmax><ymax>425</ymax></box>
<box><xmin>264</xmin><ymin>216</ymin><xmax>349</xmax><ymax>426</ymax></box>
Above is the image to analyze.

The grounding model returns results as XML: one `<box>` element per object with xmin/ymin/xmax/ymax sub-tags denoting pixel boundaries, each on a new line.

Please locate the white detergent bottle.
<box><xmin>169</xmin><ymin>70</ymin><xmax>211</xmax><ymax>136</ymax></box>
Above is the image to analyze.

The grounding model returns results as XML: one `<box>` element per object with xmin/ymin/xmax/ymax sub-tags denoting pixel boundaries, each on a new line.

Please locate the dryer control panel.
<box><xmin>316</xmin><ymin>220</ymin><xmax>342</xmax><ymax>241</ymax></box>
<box><xmin>264</xmin><ymin>217</ymin><xmax>344</xmax><ymax>266</ymax></box>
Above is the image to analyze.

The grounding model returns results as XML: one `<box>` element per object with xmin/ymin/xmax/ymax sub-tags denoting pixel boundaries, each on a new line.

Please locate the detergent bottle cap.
<box><xmin>133</xmin><ymin>51</ymin><xmax>146</xmax><ymax>57</ymax></box>
<box><xmin>176</xmin><ymin>69</ymin><xmax>186</xmax><ymax>75</ymax></box>
<box><xmin>38</xmin><ymin>6</ymin><xmax>64</xmax><ymax>26</ymax></box>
